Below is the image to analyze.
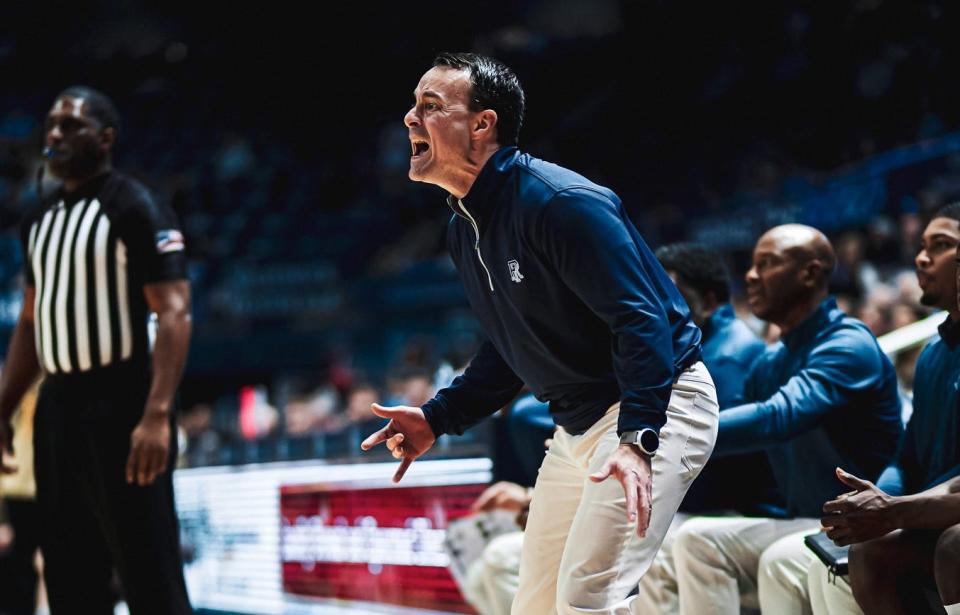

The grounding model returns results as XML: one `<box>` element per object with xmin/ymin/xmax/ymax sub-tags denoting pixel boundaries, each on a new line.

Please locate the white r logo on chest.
<box><xmin>507</xmin><ymin>259</ymin><xmax>524</xmax><ymax>283</ymax></box>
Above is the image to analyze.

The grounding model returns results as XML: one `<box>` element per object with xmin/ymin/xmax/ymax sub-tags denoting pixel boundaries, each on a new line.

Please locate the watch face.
<box><xmin>640</xmin><ymin>429</ymin><xmax>659</xmax><ymax>453</ymax></box>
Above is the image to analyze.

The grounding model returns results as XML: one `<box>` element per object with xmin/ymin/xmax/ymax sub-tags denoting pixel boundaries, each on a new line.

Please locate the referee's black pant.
<box><xmin>35</xmin><ymin>363</ymin><xmax>192</xmax><ymax>615</ymax></box>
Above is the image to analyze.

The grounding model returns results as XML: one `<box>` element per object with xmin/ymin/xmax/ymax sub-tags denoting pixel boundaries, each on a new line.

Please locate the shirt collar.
<box><xmin>781</xmin><ymin>297</ymin><xmax>838</xmax><ymax>350</ymax></box>
<box><xmin>938</xmin><ymin>315</ymin><xmax>960</xmax><ymax>349</ymax></box>
<box><xmin>58</xmin><ymin>170</ymin><xmax>112</xmax><ymax>205</ymax></box>
<box><xmin>446</xmin><ymin>146</ymin><xmax>519</xmax><ymax>222</ymax></box>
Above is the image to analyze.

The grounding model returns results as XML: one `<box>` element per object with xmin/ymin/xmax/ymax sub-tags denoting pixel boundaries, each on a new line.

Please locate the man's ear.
<box><xmin>802</xmin><ymin>260</ymin><xmax>824</xmax><ymax>288</ymax></box>
<box><xmin>473</xmin><ymin>109</ymin><xmax>498</xmax><ymax>142</ymax></box>
<box><xmin>99</xmin><ymin>126</ymin><xmax>116</xmax><ymax>153</ymax></box>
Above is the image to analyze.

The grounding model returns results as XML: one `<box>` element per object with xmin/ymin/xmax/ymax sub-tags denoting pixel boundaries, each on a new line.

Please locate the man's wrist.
<box><xmin>618</xmin><ymin>442</ymin><xmax>651</xmax><ymax>461</ymax></box>
<box><xmin>619</xmin><ymin>428</ymin><xmax>659</xmax><ymax>456</ymax></box>
<box><xmin>143</xmin><ymin>403</ymin><xmax>172</xmax><ymax>419</ymax></box>
<box><xmin>888</xmin><ymin>494</ymin><xmax>913</xmax><ymax>528</ymax></box>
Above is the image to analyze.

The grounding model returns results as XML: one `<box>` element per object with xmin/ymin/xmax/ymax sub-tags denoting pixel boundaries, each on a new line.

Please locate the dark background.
<box><xmin>1</xmin><ymin>0</ymin><xmax>958</xmax><ymax>463</ymax></box>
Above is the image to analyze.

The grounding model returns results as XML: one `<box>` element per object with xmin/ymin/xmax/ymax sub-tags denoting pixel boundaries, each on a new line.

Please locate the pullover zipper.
<box><xmin>456</xmin><ymin>199</ymin><xmax>495</xmax><ymax>292</ymax></box>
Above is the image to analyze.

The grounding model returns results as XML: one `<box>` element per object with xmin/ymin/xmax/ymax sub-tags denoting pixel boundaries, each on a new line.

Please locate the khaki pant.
<box><xmin>464</xmin><ymin>531</ymin><xmax>524</xmax><ymax>615</ymax></box>
<box><xmin>513</xmin><ymin>362</ymin><xmax>719</xmax><ymax>614</ymax></box>
<box><xmin>671</xmin><ymin>518</ymin><xmax>820</xmax><ymax>615</ymax></box>
<box><xmin>807</xmin><ymin>559</ymin><xmax>861</xmax><ymax>615</ymax></box>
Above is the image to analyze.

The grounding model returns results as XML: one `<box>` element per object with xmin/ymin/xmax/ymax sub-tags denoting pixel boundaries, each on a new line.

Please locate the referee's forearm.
<box><xmin>144</xmin><ymin>307</ymin><xmax>191</xmax><ymax>417</ymax></box>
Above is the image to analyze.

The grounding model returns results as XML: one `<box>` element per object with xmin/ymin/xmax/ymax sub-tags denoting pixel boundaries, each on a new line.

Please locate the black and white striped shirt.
<box><xmin>20</xmin><ymin>171</ymin><xmax>187</xmax><ymax>375</ymax></box>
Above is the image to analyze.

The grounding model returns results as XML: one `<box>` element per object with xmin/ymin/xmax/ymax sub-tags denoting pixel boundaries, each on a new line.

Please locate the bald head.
<box><xmin>746</xmin><ymin>224</ymin><xmax>835</xmax><ymax>329</ymax></box>
<box><xmin>758</xmin><ymin>224</ymin><xmax>836</xmax><ymax>289</ymax></box>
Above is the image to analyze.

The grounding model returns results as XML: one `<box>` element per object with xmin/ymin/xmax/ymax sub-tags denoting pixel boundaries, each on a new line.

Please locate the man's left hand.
<box><xmin>589</xmin><ymin>443</ymin><xmax>653</xmax><ymax>537</ymax></box>
<box><xmin>126</xmin><ymin>410</ymin><xmax>171</xmax><ymax>487</ymax></box>
<box><xmin>821</xmin><ymin>467</ymin><xmax>898</xmax><ymax>545</ymax></box>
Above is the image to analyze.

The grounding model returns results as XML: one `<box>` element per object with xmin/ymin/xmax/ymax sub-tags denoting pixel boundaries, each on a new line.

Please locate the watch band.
<box><xmin>620</xmin><ymin>428</ymin><xmax>659</xmax><ymax>455</ymax></box>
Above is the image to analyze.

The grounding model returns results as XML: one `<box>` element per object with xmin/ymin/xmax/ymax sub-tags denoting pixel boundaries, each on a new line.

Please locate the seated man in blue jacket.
<box><xmin>664</xmin><ymin>224</ymin><xmax>902</xmax><ymax>615</ymax></box>
<box><xmin>361</xmin><ymin>52</ymin><xmax>720</xmax><ymax>614</ymax></box>
<box><xmin>808</xmin><ymin>203</ymin><xmax>960</xmax><ymax>615</ymax></box>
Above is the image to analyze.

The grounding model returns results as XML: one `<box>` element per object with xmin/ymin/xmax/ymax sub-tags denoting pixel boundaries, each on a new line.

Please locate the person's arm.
<box><xmin>538</xmin><ymin>189</ymin><xmax>677</xmax><ymax>436</ymax></box>
<box><xmin>125</xmin><ymin>280</ymin><xmax>191</xmax><ymax>486</ymax></box>
<box><xmin>714</xmin><ymin>329</ymin><xmax>886</xmax><ymax>456</ymax></box>
<box><xmin>889</xmin><ymin>476</ymin><xmax>960</xmax><ymax>529</ymax></box>
<box><xmin>115</xmin><ymin>185</ymin><xmax>190</xmax><ymax>486</ymax></box>
<box><xmin>0</xmin><ymin>287</ymin><xmax>40</xmax><ymax>472</ymax></box>
<box><xmin>420</xmin><ymin>341</ymin><xmax>525</xmax><ymax>437</ymax></box>
<box><xmin>822</xmin><ymin>469</ymin><xmax>960</xmax><ymax>545</ymax></box>
<box><xmin>539</xmin><ymin>189</ymin><xmax>676</xmax><ymax>538</ymax></box>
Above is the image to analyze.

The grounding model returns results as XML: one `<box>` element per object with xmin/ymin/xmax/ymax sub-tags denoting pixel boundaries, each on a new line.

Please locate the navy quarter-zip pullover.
<box><xmin>421</xmin><ymin>147</ymin><xmax>702</xmax><ymax>438</ymax></box>
<box><xmin>714</xmin><ymin>298</ymin><xmax>902</xmax><ymax>517</ymax></box>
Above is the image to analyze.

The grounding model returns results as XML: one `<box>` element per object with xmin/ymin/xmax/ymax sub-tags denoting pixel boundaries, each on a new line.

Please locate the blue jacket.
<box><xmin>879</xmin><ymin>317</ymin><xmax>960</xmax><ymax>495</ymax></box>
<box><xmin>422</xmin><ymin>147</ymin><xmax>702</xmax><ymax>437</ymax></box>
<box><xmin>681</xmin><ymin>304</ymin><xmax>776</xmax><ymax>514</ymax></box>
<box><xmin>715</xmin><ymin>298</ymin><xmax>902</xmax><ymax>517</ymax></box>
<box><xmin>701</xmin><ymin>305</ymin><xmax>766</xmax><ymax>409</ymax></box>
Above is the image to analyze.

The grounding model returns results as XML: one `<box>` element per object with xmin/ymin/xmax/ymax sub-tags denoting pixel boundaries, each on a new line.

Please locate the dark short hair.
<box><xmin>55</xmin><ymin>85</ymin><xmax>121</xmax><ymax>136</ymax></box>
<box><xmin>655</xmin><ymin>242</ymin><xmax>731</xmax><ymax>303</ymax></box>
<box><xmin>433</xmin><ymin>52</ymin><xmax>525</xmax><ymax>146</ymax></box>
<box><xmin>932</xmin><ymin>201</ymin><xmax>960</xmax><ymax>224</ymax></box>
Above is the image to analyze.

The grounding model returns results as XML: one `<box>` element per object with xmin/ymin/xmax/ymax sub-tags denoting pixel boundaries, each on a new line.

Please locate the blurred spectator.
<box><xmin>857</xmin><ymin>289</ymin><xmax>894</xmax><ymax>336</ymax></box>
<box><xmin>178</xmin><ymin>403</ymin><xmax>224</xmax><ymax>468</ymax></box>
<box><xmin>384</xmin><ymin>366</ymin><xmax>435</xmax><ymax>408</ymax></box>
<box><xmin>282</xmin><ymin>385</ymin><xmax>337</xmax><ymax>436</ymax></box>
<box><xmin>337</xmin><ymin>383</ymin><xmax>384</xmax><ymax>435</ymax></box>
<box><xmin>831</xmin><ymin>231</ymin><xmax>879</xmax><ymax>300</ymax></box>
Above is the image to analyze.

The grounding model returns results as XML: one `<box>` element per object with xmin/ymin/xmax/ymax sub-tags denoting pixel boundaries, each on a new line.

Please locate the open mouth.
<box><xmin>411</xmin><ymin>139</ymin><xmax>430</xmax><ymax>158</ymax></box>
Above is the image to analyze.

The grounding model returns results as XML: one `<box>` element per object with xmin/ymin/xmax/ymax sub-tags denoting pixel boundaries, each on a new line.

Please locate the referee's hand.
<box><xmin>126</xmin><ymin>412</ymin><xmax>170</xmax><ymax>487</ymax></box>
<box><xmin>360</xmin><ymin>404</ymin><xmax>436</xmax><ymax>483</ymax></box>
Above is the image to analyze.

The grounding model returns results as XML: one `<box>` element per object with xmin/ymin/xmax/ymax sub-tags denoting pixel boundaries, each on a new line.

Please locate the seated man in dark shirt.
<box><xmin>810</xmin><ymin>203</ymin><xmax>960</xmax><ymax>615</ymax></box>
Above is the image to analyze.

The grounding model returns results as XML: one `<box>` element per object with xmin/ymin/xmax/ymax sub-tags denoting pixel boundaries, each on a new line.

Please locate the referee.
<box><xmin>0</xmin><ymin>87</ymin><xmax>192</xmax><ymax>614</ymax></box>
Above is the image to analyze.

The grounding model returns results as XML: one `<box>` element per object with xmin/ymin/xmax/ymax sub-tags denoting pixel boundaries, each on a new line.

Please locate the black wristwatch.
<box><xmin>619</xmin><ymin>428</ymin><xmax>659</xmax><ymax>456</ymax></box>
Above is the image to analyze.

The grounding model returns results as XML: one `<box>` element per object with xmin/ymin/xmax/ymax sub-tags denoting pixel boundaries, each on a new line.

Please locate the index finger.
<box><xmin>361</xmin><ymin>424</ymin><xmax>392</xmax><ymax>450</ymax></box>
<box><xmin>393</xmin><ymin>456</ymin><xmax>414</xmax><ymax>483</ymax></box>
<box><xmin>621</xmin><ymin>470</ymin><xmax>638</xmax><ymax>526</ymax></box>
<box><xmin>636</xmin><ymin>476</ymin><xmax>652</xmax><ymax>538</ymax></box>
